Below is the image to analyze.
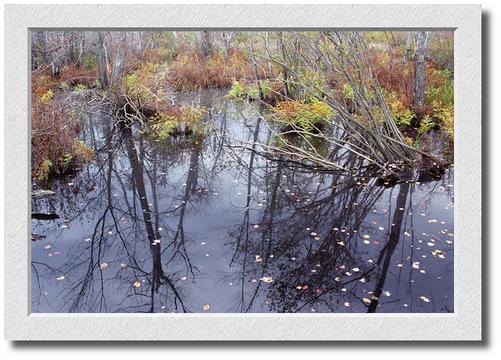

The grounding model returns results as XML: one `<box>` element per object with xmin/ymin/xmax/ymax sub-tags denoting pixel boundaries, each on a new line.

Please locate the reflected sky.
<box><xmin>31</xmin><ymin>90</ymin><xmax>454</xmax><ymax>313</ymax></box>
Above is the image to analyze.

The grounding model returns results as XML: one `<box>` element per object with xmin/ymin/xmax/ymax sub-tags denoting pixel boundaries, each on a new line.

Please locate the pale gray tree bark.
<box><xmin>403</xmin><ymin>31</ymin><xmax>412</xmax><ymax>64</ymax></box>
<box><xmin>199</xmin><ymin>31</ymin><xmax>213</xmax><ymax>61</ymax></box>
<box><xmin>222</xmin><ymin>31</ymin><xmax>234</xmax><ymax>57</ymax></box>
<box><xmin>133</xmin><ymin>31</ymin><xmax>142</xmax><ymax>59</ymax></box>
<box><xmin>413</xmin><ymin>31</ymin><xmax>428</xmax><ymax>110</ymax></box>
<box><xmin>248</xmin><ymin>32</ymin><xmax>264</xmax><ymax>101</ymax></box>
<box><xmin>111</xmin><ymin>32</ymin><xmax>127</xmax><ymax>85</ymax></box>
<box><xmin>96</xmin><ymin>32</ymin><xmax>109</xmax><ymax>88</ymax></box>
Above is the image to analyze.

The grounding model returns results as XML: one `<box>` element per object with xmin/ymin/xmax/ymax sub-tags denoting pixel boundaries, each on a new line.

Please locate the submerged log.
<box><xmin>31</xmin><ymin>189</ymin><xmax>55</xmax><ymax>199</ymax></box>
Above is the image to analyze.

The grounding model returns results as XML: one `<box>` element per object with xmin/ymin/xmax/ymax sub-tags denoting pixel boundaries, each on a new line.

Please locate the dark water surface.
<box><xmin>31</xmin><ymin>90</ymin><xmax>454</xmax><ymax>313</ymax></box>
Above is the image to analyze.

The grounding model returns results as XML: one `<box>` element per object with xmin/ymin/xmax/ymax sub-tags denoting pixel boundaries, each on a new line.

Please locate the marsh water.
<box><xmin>31</xmin><ymin>90</ymin><xmax>454</xmax><ymax>313</ymax></box>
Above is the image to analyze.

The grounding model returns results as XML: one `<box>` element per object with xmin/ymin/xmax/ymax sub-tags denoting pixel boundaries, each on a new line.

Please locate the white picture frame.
<box><xmin>4</xmin><ymin>4</ymin><xmax>481</xmax><ymax>341</ymax></box>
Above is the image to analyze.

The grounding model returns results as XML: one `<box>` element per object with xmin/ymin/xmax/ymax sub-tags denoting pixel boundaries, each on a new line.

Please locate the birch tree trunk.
<box><xmin>413</xmin><ymin>31</ymin><xmax>428</xmax><ymax>110</ymax></box>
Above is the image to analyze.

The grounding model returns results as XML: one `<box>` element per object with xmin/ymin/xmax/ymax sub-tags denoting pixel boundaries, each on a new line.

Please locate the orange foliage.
<box><xmin>168</xmin><ymin>49</ymin><xmax>273</xmax><ymax>90</ymax></box>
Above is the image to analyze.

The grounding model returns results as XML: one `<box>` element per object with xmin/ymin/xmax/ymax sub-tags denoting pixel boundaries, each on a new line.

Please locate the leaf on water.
<box><xmin>362</xmin><ymin>234</ymin><xmax>370</xmax><ymax>239</ymax></box>
<box><xmin>344</xmin><ymin>302</ymin><xmax>350</xmax><ymax>307</ymax></box>
<box><xmin>363</xmin><ymin>240</ymin><xmax>370</xmax><ymax>245</ymax></box>
<box><xmin>314</xmin><ymin>236</ymin><xmax>321</xmax><ymax>241</ymax></box>
<box><xmin>412</xmin><ymin>262</ymin><xmax>420</xmax><ymax>269</ymax></box>
<box><xmin>253</xmin><ymin>224</ymin><xmax>260</xmax><ymax>229</ymax></box>
<box><xmin>378</xmin><ymin>226</ymin><xmax>384</xmax><ymax>231</ymax></box>
<box><xmin>56</xmin><ymin>275</ymin><xmax>65</xmax><ymax>281</ymax></box>
<box><xmin>202</xmin><ymin>304</ymin><xmax>210</xmax><ymax>311</ymax></box>
<box><xmin>362</xmin><ymin>298</ymin><xmax>371</xmax><ymax>304</ymax></box>
<box><xmin>44</xmin><ymin>244</ymin><xmax>51</xmax><ymax>250</ymax></box>
<box><xmin>254</xmin><ymin>255</ymin><xmax>263</xmax><ymax>263</ymax></box>
<box><xmin>337</xmin><ymin>241</ymin><xmax>345</xmax><ymax>246</ymax></box>
<box><xmin>383</xmin><ymin>291</ymin><xmax>391</xmax><ymax>297</ymax></box>
<box><xmin>427</xmin><ymin>242</ymin><xmax>435</xmax><ymax>247</ymax></box>
<box><xmin>310</xmin><ymin>232</ymin><xmax>318</xmax><ymax>237</ymax></box>
<box><xmin>120</xmin><ymin>263</ymin><xmax>127</xmax><ymax>269</ymax></box>
<box><xmin>352</xmin><ymin>267</ymin><xmax>360</xmax><ymax>272</ymax></box>
<box><xmin>260</xmin><ymin>276</ymin><xmax>273</xmax><ymax>283</ymax></box>
<box><xmin>133</xmin><ymin>280</ymin><xmax>141</xmax><ymax>288</ymax></box>
<box><xmin>99</xmin><ymin>262</ymin><xmax>109</xmax><ymax>270</ymax></box>
<box><xmin>431</xmin><ymin>249</ymin><xmax>445</xmax><ymax>258</ymax></box>
<box><xmin>420</xmin><ymin>296</ymin><xmax>430</xmax><ymax>303</ymax></box>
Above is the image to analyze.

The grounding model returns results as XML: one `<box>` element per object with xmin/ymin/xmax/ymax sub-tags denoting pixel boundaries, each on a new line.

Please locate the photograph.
<box><xmin>29</xmin><ymin>30</ymin><xmax>455</xmax><ymax>314</ymax></box>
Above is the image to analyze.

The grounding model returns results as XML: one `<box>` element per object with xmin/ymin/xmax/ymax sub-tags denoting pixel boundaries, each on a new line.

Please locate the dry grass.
<box><xmin>168</xmin><ymin>49</ymin><xmax>273</xmax><ymax>90</ymax></box>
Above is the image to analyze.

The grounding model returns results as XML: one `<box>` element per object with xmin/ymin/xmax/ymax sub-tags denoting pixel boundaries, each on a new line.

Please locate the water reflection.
<box><xmin>31</xmin><ymin>90</ymin><xmax>454</xmax><ymax>313</ymax></box>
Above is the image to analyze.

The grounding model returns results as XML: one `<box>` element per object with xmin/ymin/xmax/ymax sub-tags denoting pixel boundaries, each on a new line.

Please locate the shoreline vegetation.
<box><xmin>31</xmin><ymin>31</ymin><xmax>453</xmax><ymax>184</ymax></box>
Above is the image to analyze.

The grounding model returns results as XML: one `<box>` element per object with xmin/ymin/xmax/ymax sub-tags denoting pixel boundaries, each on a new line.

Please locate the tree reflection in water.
<box><xmin>31</xmin><ymin>90</ymin><xmax>454</xmax><ymax>313</ymax></box>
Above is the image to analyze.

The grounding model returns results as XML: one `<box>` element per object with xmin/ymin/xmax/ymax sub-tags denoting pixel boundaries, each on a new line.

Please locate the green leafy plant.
<box><xmin>36</xmin><ymin>159</ymin><xmax>53</xmax><ymax>181</ymax></box>
<box><xmin>72</xmin><ymin>83</ymin><xmax>87</xmax><ymax>95</ymax></box>
<box><xmin>226</xmin><ymin>80</ymin><xmax>246</xmax><ymax>98</ymax></box>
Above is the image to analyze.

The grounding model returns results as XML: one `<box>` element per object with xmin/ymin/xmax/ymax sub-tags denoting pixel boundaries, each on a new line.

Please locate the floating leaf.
<box><xmin>420</xmin><ymin>296</ymin><xmax>430</xmax><ymax>303</ymax></box>
<box><xmin>431</xmin><ymin>249</ymin><xmax>445</xmax><ymax>258</ymax></box>
<box><xmin>202</xmin><ymin>304</ymin><xmax>210</xmax><ymax>311</ymax></box>
<box><xmin>133</xmin><ymin>280</ymin><xmax>141</xmax><ymax>288</ymax></box>
<box><xmin>99</xmin><ymin>262</ymin><xmax>109</xmax><ymax>269</ymax></box>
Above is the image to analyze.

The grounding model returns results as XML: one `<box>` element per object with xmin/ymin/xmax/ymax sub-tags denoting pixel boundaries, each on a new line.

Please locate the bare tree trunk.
<box><xmin>111</xmin><ymin>32</ymin><xmax>127</xmax><ymax>86</ymax></box>
<box><xmin>278</xmin><ymin>32</ymin><xmax>291</xmax><ymax>99</ymax></box>
<box><xmin>248</xmin><ymin>32</ymin><xmax>264</xmax><ymax>101</ymax></box>
<box><xmin>403</xmin><ymin>31</ymin><xmax>412</xmax><ymax>64</ymax></box>
<box><xmin>222</xmin><ymin>31</ymin><xmax>234</xmax><ymax>58</ymax></box>
<box><xmin>413</xmin><ymin>31</ymin><xmax>428</xmax><ymax>110</ymax></box>
<box><xmin>96</xmin><ymin>32</ymin><xmax>108</xmax><ymax>88</ymax></box>
<box><xmin>133</xmin><ymin>31</ymin><xmax>142</xmax><ymax>59</ymax></box>
<box><xmin>199</xmin><ymin>31</ymin><xmax>213</xmax><ymax>61</ymax></box>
